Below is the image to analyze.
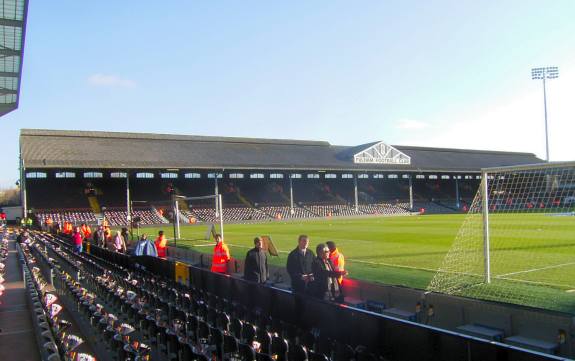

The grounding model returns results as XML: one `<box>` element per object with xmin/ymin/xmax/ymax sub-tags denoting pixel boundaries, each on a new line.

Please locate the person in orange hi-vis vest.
<box><xmin>81</xmin><ymin>223</ymin><xmax>92</xmax><ymax>239</ymax></box>
<box><xmin>211</xmin><ymin>234</ymin><xmax>231</xmax><ymax>273</ymax></box>
<box><xmin>326</xmin><ymin>241</ymin><xmax>345</xmax><ymax>285</ymax></box>
<box><xmin>155</xmin><ymin>230</ymin><xmax>168</xmax><ymax>258</ymax></box>
<box><xmin>64</xmin><ymin>221</ymin><xmax>73</xmax><ymax>235</ymax></box>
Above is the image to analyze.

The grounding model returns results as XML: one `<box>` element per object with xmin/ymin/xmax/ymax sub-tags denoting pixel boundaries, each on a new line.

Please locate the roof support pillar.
<box><xmin>20</xmin><ymin>153</ymin><xmax>27</xmax><ymax>219</ymax></box>
<box><xmin>289</xmin><ymin>176</ymin><xmax>294</xmax><ymax>213</ymax></box>
<box><xmin>354</xmin><ymin>175</ymin><xmax>358</xmax><ymax>213</ymax></box>
<box><xmin>126</xmin><ymin>173</ymin><xmax>131</xmax><ymax>224</ymax></box>
<box><xmin>214</xmin><ymin>175</ymin><xmax>219</xmax><ymax>217</ymax></box>
<box><xmin>409</xmin><ymin>176</ymin><xmax>414</xmax><ymax>210</ymax></box>
<box><xmin>455</xmin><ymin>177</ymin><xmax>460</xmax><ymax>209</ymax></box>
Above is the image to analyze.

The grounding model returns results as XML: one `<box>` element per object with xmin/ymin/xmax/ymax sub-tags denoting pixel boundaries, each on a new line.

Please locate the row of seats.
<box><xmin>258</xmin><ymin>206</ymin><xmax>316</xmax><ymax>220</ymax></box>
<box><xmin>33</xmin><ymin>200</ymin><xmax>435</xmax><ymax>229</ymax></box>
<box><xmin>303</xmin><ymin>204</ymin><xmax>363</xmax><ymax>217</ymax></box>
<box><xmin>104</xmin><ymin>207</ymin><xmax>170</xmax><ymax>226</ymax></box>
<box><xmin>183</xmin><ymin>207</ymin><xmax>270</xmax><ymax>223</ymax></box>
<box><xmin>18</xmin><ymin>236</ymin><xmax>95</xmax><ymax>361</ymax></box>
<box><xmin>184</xmin><ymin>202</ymin><xmax>414</xmax><ymax>224</ymax></box>
<box><xmin>35</xmin><ymin>209</ymin><xmax>98</xmax><ymax>225</ymax></box>
<box><xmin>33</xmin><ymin>231</ymin><xmax>384</xmax><ymax>361</ymax></box>
<box><xmin>358</xmin><ymin>203</ymin><xmax>411</xmax><ymax>215</ymax></box>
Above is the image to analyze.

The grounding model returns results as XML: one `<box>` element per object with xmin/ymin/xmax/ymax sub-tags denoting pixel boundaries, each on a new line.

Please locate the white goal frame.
<box><xmin>173</xmin><ymin>193</ymin><xmax>224</xmax><ymax>241</ymax></box>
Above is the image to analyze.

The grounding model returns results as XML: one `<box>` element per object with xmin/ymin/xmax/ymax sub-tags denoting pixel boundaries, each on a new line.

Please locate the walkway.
<box><xmin>0</xmin><ymin>235</ymin><xmax>41</xmax><ymax>361</ymax></box>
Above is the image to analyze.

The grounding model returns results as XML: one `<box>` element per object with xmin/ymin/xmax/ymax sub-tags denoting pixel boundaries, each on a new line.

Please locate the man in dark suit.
<box><xmin>244</xmin><ymin>237</ymin><xmax>268</xmax><ymax>283</ymax></box>
<box><xmin>286</xmin><ymin>234</ymin><xmax>315</xmax><ymax>293</ymax></box>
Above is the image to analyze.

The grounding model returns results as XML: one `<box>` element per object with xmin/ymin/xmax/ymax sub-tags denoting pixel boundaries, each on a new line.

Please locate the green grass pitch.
<box><xmin>136</xmin><ymin>213</ymin><xmax>575</xmax><ymax>312</ymax></box>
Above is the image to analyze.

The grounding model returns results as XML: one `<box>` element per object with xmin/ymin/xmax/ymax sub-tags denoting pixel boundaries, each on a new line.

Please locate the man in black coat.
<box><xmin>244</xmin><ymin>237</ymin><xmax>268</xmax><ymax>283</ymax></box>
<box><xmin>286</xmin><ymin>235</ymin><xmax>315</xmax><ymax>293</ymax></box>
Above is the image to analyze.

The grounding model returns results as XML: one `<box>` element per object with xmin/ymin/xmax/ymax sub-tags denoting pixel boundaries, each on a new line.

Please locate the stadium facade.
<box><xmin>19</xmin><ymin>128</ymin><xmax>542</xmax><ymax>221</ymax></box>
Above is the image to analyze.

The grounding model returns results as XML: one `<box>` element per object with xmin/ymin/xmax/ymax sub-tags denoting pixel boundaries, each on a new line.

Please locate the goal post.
<box><xmin>429</xmin><ymin>161</ymin><xmax>575</xmax><ymax>312</ymax></box>
<box><xmin>173</xmin><ymin>193</ymin><xmax>224</xmax><ymax>242</ymax></box>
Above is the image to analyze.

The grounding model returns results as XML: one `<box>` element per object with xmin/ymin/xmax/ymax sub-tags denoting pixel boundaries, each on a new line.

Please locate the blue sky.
<box><xmin>2</xmin><ymin>1</ymin><xmax>574</xmax><ymax>188</ymax></box>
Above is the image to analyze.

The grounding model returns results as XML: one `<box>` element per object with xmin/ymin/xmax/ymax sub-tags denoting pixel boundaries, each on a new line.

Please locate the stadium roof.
<box><xmin>0</xmin><ymin>0</ymin><xmax>28</xmax><ymax>117</ymax></box>
<box><xmin>20</xmin><ymin>129</ymin><xmax>543</xmax><ymax>173</ymax></box>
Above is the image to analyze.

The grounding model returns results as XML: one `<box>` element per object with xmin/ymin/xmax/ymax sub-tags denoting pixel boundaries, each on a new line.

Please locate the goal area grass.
<box><xmin>137</xmin><ymin>213</ymin><xmax>575</xmax><ymax>313</ymax></box>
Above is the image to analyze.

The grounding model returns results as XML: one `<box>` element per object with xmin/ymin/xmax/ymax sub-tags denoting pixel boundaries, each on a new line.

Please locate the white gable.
<box><xmin>353</xmin><ymin>141</ymin><xmax>411</xmax><ymax>165</ymax></box>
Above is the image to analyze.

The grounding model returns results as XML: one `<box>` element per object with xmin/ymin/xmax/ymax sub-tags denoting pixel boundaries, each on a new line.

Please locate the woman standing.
<box><xmin>113</xmin><ymin>231</ymin><xmax>127</xmax><ymax>253</ymax></box>
<box><xmin>309</xmin><ymin>243</ymin><xmax>346</xmax><ymax>302</ymax></box>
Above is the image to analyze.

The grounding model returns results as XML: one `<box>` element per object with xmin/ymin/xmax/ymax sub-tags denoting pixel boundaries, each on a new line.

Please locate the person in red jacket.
<box><xmin>211</xmin><ymin>234</ymin><xmax>231</xmax><ymax>274</ymax></box>
<box><xmin>72</xmin><ymin>226</ymin><xmax>83</xmax><ymax>253</ymax></box>
<box><xmin>155</xmin><ymin>230</ymin><xmax>167</xmax><ymax>258</ymax></box>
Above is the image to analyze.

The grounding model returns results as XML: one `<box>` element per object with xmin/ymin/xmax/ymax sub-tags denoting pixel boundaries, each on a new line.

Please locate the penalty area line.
<box><xmin>497</xmin><ymin>261</ymin><xmax>575</xmax><ymax>278</ymax></box>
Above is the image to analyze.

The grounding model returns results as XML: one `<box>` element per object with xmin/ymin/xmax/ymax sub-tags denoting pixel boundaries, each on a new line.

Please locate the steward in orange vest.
<box><xmin>211</xmin><ymin>234</ymin><xmax>231</xmax><ymax>273</ymax></box>
<box><xmin>64</xmin><ymin>221</ymin><xmax>73</xmax><ymax>235</ymax></box>
<box><xmin>155</xmin><ymin>230</ymin><xmax>167</xmax><ymax>258</ymax></box>
<box><xmin>81</xmin><ymin>223</ymin><xmax>92</xmax><ymax>239</ymax></box>
<box><xmin>326</xmin><ymin>241</ymin><xmax>345</xmax><ymax>285</ymax></box>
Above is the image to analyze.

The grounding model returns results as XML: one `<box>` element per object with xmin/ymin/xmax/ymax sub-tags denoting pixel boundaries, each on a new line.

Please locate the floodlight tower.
<box><xmin>531</xmin><ymin>66</ymin><xmax>559</xmax><ymax>161</ymax></box>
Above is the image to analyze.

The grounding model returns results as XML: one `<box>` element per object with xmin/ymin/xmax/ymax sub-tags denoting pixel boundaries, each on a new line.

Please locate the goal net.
<box><xmin>427</xmin><ymin>161</ymin><xmax>575</xmax><ymax>313</ymax></box>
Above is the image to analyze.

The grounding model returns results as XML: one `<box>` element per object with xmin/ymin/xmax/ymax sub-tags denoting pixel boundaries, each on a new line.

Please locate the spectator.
<box><xmin>21</xmin><ymin>231</ymin><xmax>31</xmax><ymax>245</ymax></box>
<box><xmin>121</xmin><ymin>227</ymin><xmax>131</xmax><ymax>248</ymax></box>
<box><xmin>113</xmin><ymin>231</ymin><xmax>127</xmax><ymax>253</ymax></box>
<box><xmin>81</xmin><ymin>223</ymin><xmax>92</xmax><ymax>239</ymax></box>
<box><xmin>243</xmin><ymin>237</ymin><xmax>268</xmax><ymax>283</ymax></box>
<box><xmin>211</xmin><ymin>234</ymin><xmax>230</xmax><ymax>274</ymax></box>
<box><xmin>326</xmin><ymin>241</ymin><xmax>345</xmax><ymax>285</ymax></box>
<box><xmin>44</xmin><ymin>217</ymin><xmax>53</xmax><ymax>232</ymax></box>
<box><xmin>309</xmin><ymin>243</ymin><xmax>345</xmax><ymax>302</ymax></box>
<box><xmin>133</xmin><ymin>234</ymin><xmax>157</xmax><ymax>257</ymax></box>
<box><xmin>16</xmin><ymin>229</ymin><xmax>23</xmax><ymax>243</ymax></box>
<box><xmin>286</xmin><ymin>235</ymin><xmax>315</xmax><ymax>293</ymax></box>
<box><xmin>72</xmin><ymin>226</ymin><xmax>83</xmax><ymax>253</ymax></box>
<box><xmin>93</xmin><ymin>225</ymin><xmax>106</xmax><ymax>247</ymax></box>
<box><xmin>155</xmin><ymin>230</ymin><xmax>167</xmax><ymax>258</ymax></box>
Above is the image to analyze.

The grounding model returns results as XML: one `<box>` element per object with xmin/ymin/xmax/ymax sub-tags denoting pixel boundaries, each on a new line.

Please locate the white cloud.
<box><xmin>395</xmin><ymin>119</ymin><xmax>429</xmax><ymax>130</ymax></box>
<box><xmin>87</xmin><ymin>74</ymin><xmax>136</xmax><ymax>88</ymax></box>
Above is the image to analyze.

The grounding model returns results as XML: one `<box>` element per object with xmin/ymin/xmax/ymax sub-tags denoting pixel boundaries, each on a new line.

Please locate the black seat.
<box><xmin>300</xmin><ymin>331</ymin><xmax>316</xmax><ymax>351</ymax></box>
<box><xmin>217</xmin><ymin>311</ymin><xmax>231</xmax><ymax>332</ymax></box>
<box><xmin>223</xmin><ymin>334</ymin><xmax>239</xmax><ymax>356</ymax></box>
<box><xmin>197</xmin><ymin>319</ymin><xmax>210</xmax><ymax>344</ymax></box>
<box><xmin>239</xmin><ymin>342</ymin><xmax>257</xmax><ymax>361</ymax></box>
<box><xmin>256</xmin><ymin>329</ymin><xmax>272</xmax><ymax>355</ymax></box>
<box><xmin>231</xmin><ymin>317</ymin><xmax>243</xmax><ymax>339</ymax></box>
<box><xmin>289</xmin><ymin>343</ymin><xmax>308</xmax><ymax>361</ymax></box>
<box><xmin>271</xmin><ymin>336</ymin><xmax>289</xmax><ymax>361</ymax></box>
<box><xmin>210</xmin><ymin>326</ymin><xmax>225</xmax><ymax>360</ymax></box>
<box><xmin>308</xmin><ymin>350</ymin><xmax>329</xmax><ymax>361</ymax></box>
<box><xmin>334</xmin><ymin>343</ymin><xmax>355</xmax><ymax>361</ymax></box>
<box><xmin>242</xmin><ymin>323</ymin><xmax>257</xmax><ymax>344</ymax></box>
<box><xmin>256</xmin><ymin>353</ymin><xmax>274</xmax><ymax>361</ymax></box>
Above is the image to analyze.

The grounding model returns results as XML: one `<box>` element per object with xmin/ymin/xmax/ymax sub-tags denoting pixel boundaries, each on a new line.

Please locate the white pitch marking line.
<box><xmin>495</xmin><ymin>276</ymin><xmax>575</xmax><ymax>289</ymax></box>
<box><xmin>497</xmin><ymin>261</ymin><xmax>575</xmax><ymax>278</ymax></box>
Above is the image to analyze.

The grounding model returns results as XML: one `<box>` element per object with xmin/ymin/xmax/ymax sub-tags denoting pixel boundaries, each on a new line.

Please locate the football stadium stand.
<box><xmin>19</xmin><ymin>129</ymin><xmax>543</xmax><ymax>227</ymax></box>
